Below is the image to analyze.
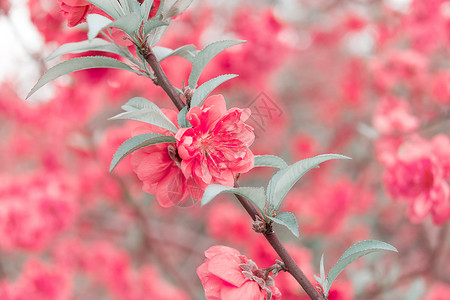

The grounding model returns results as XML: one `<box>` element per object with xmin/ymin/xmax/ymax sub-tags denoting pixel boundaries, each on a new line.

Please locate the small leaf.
<box><xmin>110</xmin><ymin>108</ymin><xmax>178</xmax><ymax>134</ymax></box>
<box><xmin>88</xmin><ymin>13</ymin><xmax>141</xmax><ymax>40</ymax></box>
<box><xmin>320</xmin><ymin>254</ymin><xmax>325</xmax><ymax>282</ymax></box>
<box><xmin>47</xmin><ymin>39</ymin><xmax>121</xmax><ymax>61</ymax></box>
<box><xmin>267</xmin><ymin>154</ymin><xmax>351</xmax><ymax>210</ymax></box>
<box><xmin>177</xmin><ymin>106</ymin><xmax>191</xmax><ymax>128</ymax></box>
<box><xmin>190</xmin><ymin>74</ymin><xmax>238</xmax><ymax>107</ymax></box>
<box><xmin>165</xmin><ymin>0</ymin><xmax>194</xmax><ymax>18</ymax></box>
<box><xmin>267</xmin><ymin>212</ymin><xmax>299</xmax><ymax>238</ymax></box>
<box><xmin>110</xmin><ymin>133</ymin><xmax>175</xmax><ymax>172</ymax></box>
<box><xmin>143</xmin><ymin>20</ymin><xmax>168</xmax><ymax>36</ymax></box>
<box><xmin>254</xmin><ymin>155</ymin><xmax>288</xmax><ymax>169</ymax></box>
<box><xmin>87</xmin><ymin>14</ymin><xmax>112</xmax><ymax>40</ymax></box>
<box><xmin>109</xmin><ymin>12</ymin><xmax>141</xmax><ymax>37</ymax></box>
<box><xmin>27</xmin><ymin>56</ymin><xmax>135</xmax><ymax>98</ymax></box>
<box><xmin>153</xmin><ymin>44</ymin><xmax>197</xmax><ymax>63</ymax></box>
<box><xmin>201</xmin><ymin>184</ymin><xmax>267</xmax><ymax>215</ymax></box>
<box><xmin>121</xmin><ymin>97</ymin><xmax>161</xmax><ymax>112</ymax></box>
<box><xmin>86</xmin><ymin>0</ymin><xmax>121</xmax><ymax>19</ymax></box>
<box><xmin>140</xmin><ymin>0</ymin><xmax>154</xmax><ymax>21</ymax></box>
<box><xmin>326</xmin><ymin>240</ymin><xmax>398</xmax><ymax>293</ymax></box>
<box><xmin>188</xmin><ymin>40</ymin><xmax>245</xmax><ymax>88</ymax></box>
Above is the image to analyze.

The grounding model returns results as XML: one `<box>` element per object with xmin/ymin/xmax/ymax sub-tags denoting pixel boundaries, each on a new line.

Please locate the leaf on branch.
<box><xmin>110</xmin><ymin>108</ymin><xmax>178</xmax><ymax>134</ymax></box>
<box><xmin>121</xmin><ymin>97</ymin><xmax>162</xmax><ymax>112</ymax></box>
<box><xmin>254</xmin><ymin>155</ymin><xmax>288</xmax><ymax>169</ymax></box>
<box><xmin>110</xmin><ymin>133</ymin><xmax>176</xmax><ymax>172</ymax></box>
<box><xmin>140</xmin><ymin>0</ymin><xmax>154</xmax><ymax>21</ymax></box>
<box><xmin>153</xmin><ymin>45</ymin><xmax>197</xmax><ymax>63</ymax></box>
<box><xmin>268</xmin><ymin>212</ymin><xmax>299</xmax><ymax>238</ymax></box>
<box><xmin>326</xmin><ymin>240</ymin><xmax>398</xmax><ymax>294</ymax></box>
<box><xmin>190</xmin><ymin>74</ymin><xmax>238</xmax><ymax>108</ymax></box>
<box><xmin>201</xmin><ymin>184</ymin><xmax>267</xmax><ymax>216</ymax></box>
<box><xmin>165</xmin><ymin>0</ymin><xmax>194</xmax><ymax>18</ymax></box>
<box><xmin>145</xmin><ymin>21</ymin><xmax>170</xmax><ymax>46</ymax></box>
<box><xmin>188</xmin><ymin>40</ymin><xmax>246</xmax><ymax>88</ymax></box>
<box><xmin>267</xmin><ymin>154</ymin><xmax>351</xmax><ymax>211</ymax></box>
<box><xmin>177</xmin><ymin>106</ymin><xmax>191</xmax><ymax>128</ymax></box>
<box><xmin>47</xmin><ymin>39</ymin><xmax>121</xmax><ymax>61</ymax></box>
<box><xmin>87</xmin><ymin>14</ymin><xmax>113</xmax><ymax>40</ymax></box>
<box><xmin>86</xmin><ymin>0</ymin><xmax>122</xmax><ymax>19</ymax></box>
<box><xmin>87</xmin><ymin>13</ymin><xmax>141</xmax><ymax>40</ymax></box>
<box><xmin>27</xmin><ymin>56</ymin><xmax>136</xmax><ymax>99</ymax></box>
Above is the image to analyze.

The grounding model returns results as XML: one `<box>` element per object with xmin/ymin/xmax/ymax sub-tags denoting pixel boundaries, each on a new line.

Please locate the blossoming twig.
<box><xmin>138</xmin><ymin>38</ymin><xmax>324</xmax><ymax>299</ymax></box>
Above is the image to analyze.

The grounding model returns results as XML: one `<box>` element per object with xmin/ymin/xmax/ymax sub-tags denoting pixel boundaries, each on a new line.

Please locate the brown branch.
<box><xmin>139</xmin><ymin>43</ymin><xmax>185</xmax><ymax>111</ymax></box>
<box><xmin>233</xmin><ymin>191</ymin><xmax>325</xmax><ymax>300</ymax></box>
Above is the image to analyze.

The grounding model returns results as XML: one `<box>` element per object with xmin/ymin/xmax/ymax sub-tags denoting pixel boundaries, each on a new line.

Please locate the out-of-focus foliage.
<box><xmin>0</xmin><ymin>0</ymin><xmax>449</xmax><ymax>299</ymax></box>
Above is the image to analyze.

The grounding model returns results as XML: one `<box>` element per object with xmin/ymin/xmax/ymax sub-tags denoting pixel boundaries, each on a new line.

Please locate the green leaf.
<box><xmin>268</xmin><ymin>212</ymin><xmax>299</xmax><ymax>238</ymax></box>
<box><xmin>153</xmin><ymin>44</ymin><xmax>197</xmax><ymax>63</ymax></box>
<box><xmin>188</xmin><ymin>40</ymin><xmax>245</xmax><ymax>88</ymax></box>
<box><xmin>86</xmin><ymin>0</ymin><xmax>121</xmax><ymax>19</ymax></box>
<box><xmin>27</xmin><ymin>56</ymin><xmax>135</xmax><ymax>99</ymax></box>
<box><xmin>140</xmin><ymin>0</ymin><xmax>154</xmax><ymax>21</ymax></box>
<box><xmin>87</xmin><ymin>14</ymin><xmax>112</xmax><ymax>40</ymax></box>
<box><xmin>177</xmin><ymin>106</ymin><xmax>191</xmax><ymax>128</ymax></box>
<box><xmin>47</xmin><ymin>39</ymin><xmax>122</xmax><ymax>61</ymax></box>
<box><xmin>110</xmin><ymin>108</ymin><xmax>178</xmax><ymax>134</ymax></box>
<box><xmin>190</xmin><ymin>74</ymin><xmax>238</xmax><ymax>107</ymax></box>
<box><xmin>144</xmin><ymin>20</ymin><xmax>169</xmax><ymax>46</ymax></box>
<box><xmin>254</xmin><ymin>155</ymin><xmax>288</xmax><ymax>169</ymax></box>
<box><xmin>121</xmin><ymin>97</ymin><xmax>161</xmax><ymax>112</ymax></box>
<box><xmin>202</xmin><ymin>184</ymin><xmax>267</xmax><ymax>215</ymax></box>
<box><xmin>326</xmin><ymin>240</ymin><xmax>398</xmax><ymax>293</ymax></box>
<box><xmin>88</xmin><ymin>13</ymin><xmax>141</xmax><ymax>40</ymax></box>
<box><xmin>110</xmin><ymin>133</ymin><xmax>175</xmax><ymax>172</ymax></box>
<box><xmin>109</xmin><ymin>12</ymin><xmax>141</xmax><ymax>37</ymax></box>
<box><xmin>165</xmin><ymin>0</ymin><xmax>194</xmax><ymax>18</ymax></box>
<box><xmin>267</xmin><ymin>154</ymin><xmax>351</xmax><ymax>210</ymax></box>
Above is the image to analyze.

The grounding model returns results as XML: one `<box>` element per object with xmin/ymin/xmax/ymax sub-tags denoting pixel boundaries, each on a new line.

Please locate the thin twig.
<box><xmin>138</xmin><ymin>37</ymin><xmax>324</xmax><ymax>300</ymax></box>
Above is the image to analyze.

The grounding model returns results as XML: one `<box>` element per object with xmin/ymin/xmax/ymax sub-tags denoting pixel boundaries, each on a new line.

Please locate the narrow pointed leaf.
<box><xmin>109</xmin><ymin>12</ymin><xmax>141</xmax><ymax>36</ymax></box>
<box><xmin>268</xmin><ymin>212</ymin><xmax>299</xmax><ymax>238</ymax></box>
<box><xmin>121</xmin><ymin>97</ymin><xmax>161</xmax><ymax>112</ymax></box>
<box><xmin>47</xmin><ymin>39</ymin><xmax>121</xmax><ymax>61</ymax></box>
<box><xmin>110</xmin><ymin>108</ymin><xmax>178</xmax><ymax>134</ymax></box>
<box><xmin>27</xmin><ymin>56</ymin><xmax>135</xmax><ymax>98</ymax></box>
<box><xmin>268</xmin><ymin>154</ymin><xmax>351</xmax><ymax>210</ymax></box>
<box><xmin>254</xmin><ymin>155</ymin><xmax>288</xmax><ymax>169</ymax></box>
<box><xmin>165</xmin><ymin>0</ymin><xmax>194</xmax><ymax>18</ymax></box>
<box><xmin>141</xmin><ymin>0</ymin><xmax>154</xmax><ymax>21</ymax></box>
<box><xmin>326</xmin><ymin>240</ymin><xmax>398</xmax><ymax>293</ymax></box>
<box><xmin>153</xmin><ymin>44</ymin><xmax>197</xmax><ymax>63</ymax></box>
<box><xmin>177</xmin><ymin>106</ymin><xmax>191</xmax><ymax>128</ymax></box>
<box><xmin>202</xmin><ymin>184</ymin><xmax>267</xmax><ymax>215</ymax></box>
<box><xmin>147</xmin><ymin>23</ymin><xmax>169</xmax><ymax>46</ymax></box>
<box><xmin>190</xmin><ymin>74</ymin><xmax>238</xmax><ymax>107</ymax></box>
<box><xmin>188</xmin><ymin>40</ymin><xmax>245</xmax><ymax>88</ymax></box>
<box><xmin>86</xmin><ymin>0</ymin><xmax>121</xmax><ymax>19</ymax></box>
<box><xmin>110</xmin><ymin>133</ymin><xmax>175</xmax><ymax>172</ymax></box>
<box><xmin>87</xmin><ymin>14</ymin><xmax>112</xmax><ymax>40</ymax></box>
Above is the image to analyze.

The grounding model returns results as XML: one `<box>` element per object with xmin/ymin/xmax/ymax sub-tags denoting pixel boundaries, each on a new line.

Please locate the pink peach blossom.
<box><xmin>58</xmin><ymin>0</ymin><xmax>93</xmax><ymax>27</ymax></box>
<box><xmin>175</xmin><ymin>95</ymin><xmax>255</xmax><ymax>197</ymax></box>
<box><xmin>197</xmin><ymin>246</ymin><xmax>281</xmax><ymax>300</ymax></box>
<box><xmin>131</xmin><ymin>109</ymin><xmax>191</xmax><ymax>207</ymax></box>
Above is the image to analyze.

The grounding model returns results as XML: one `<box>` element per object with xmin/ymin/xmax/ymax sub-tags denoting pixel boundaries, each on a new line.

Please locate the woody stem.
<box><xmin>141</xmin><ymin>39</ymin><xmax>324</xmax><ymax>300</ymax></box>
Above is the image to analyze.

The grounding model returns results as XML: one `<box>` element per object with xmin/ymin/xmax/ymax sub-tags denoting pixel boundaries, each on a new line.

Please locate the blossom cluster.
<box><xmin>0</xmin><ymin>0</ymin><xmax>449</xmax><ymax>299</ymax></box>
<box><xmin>132</xmin><ymin>94</ymin><xmax>255</xmax><ymax>206</ymax></box>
